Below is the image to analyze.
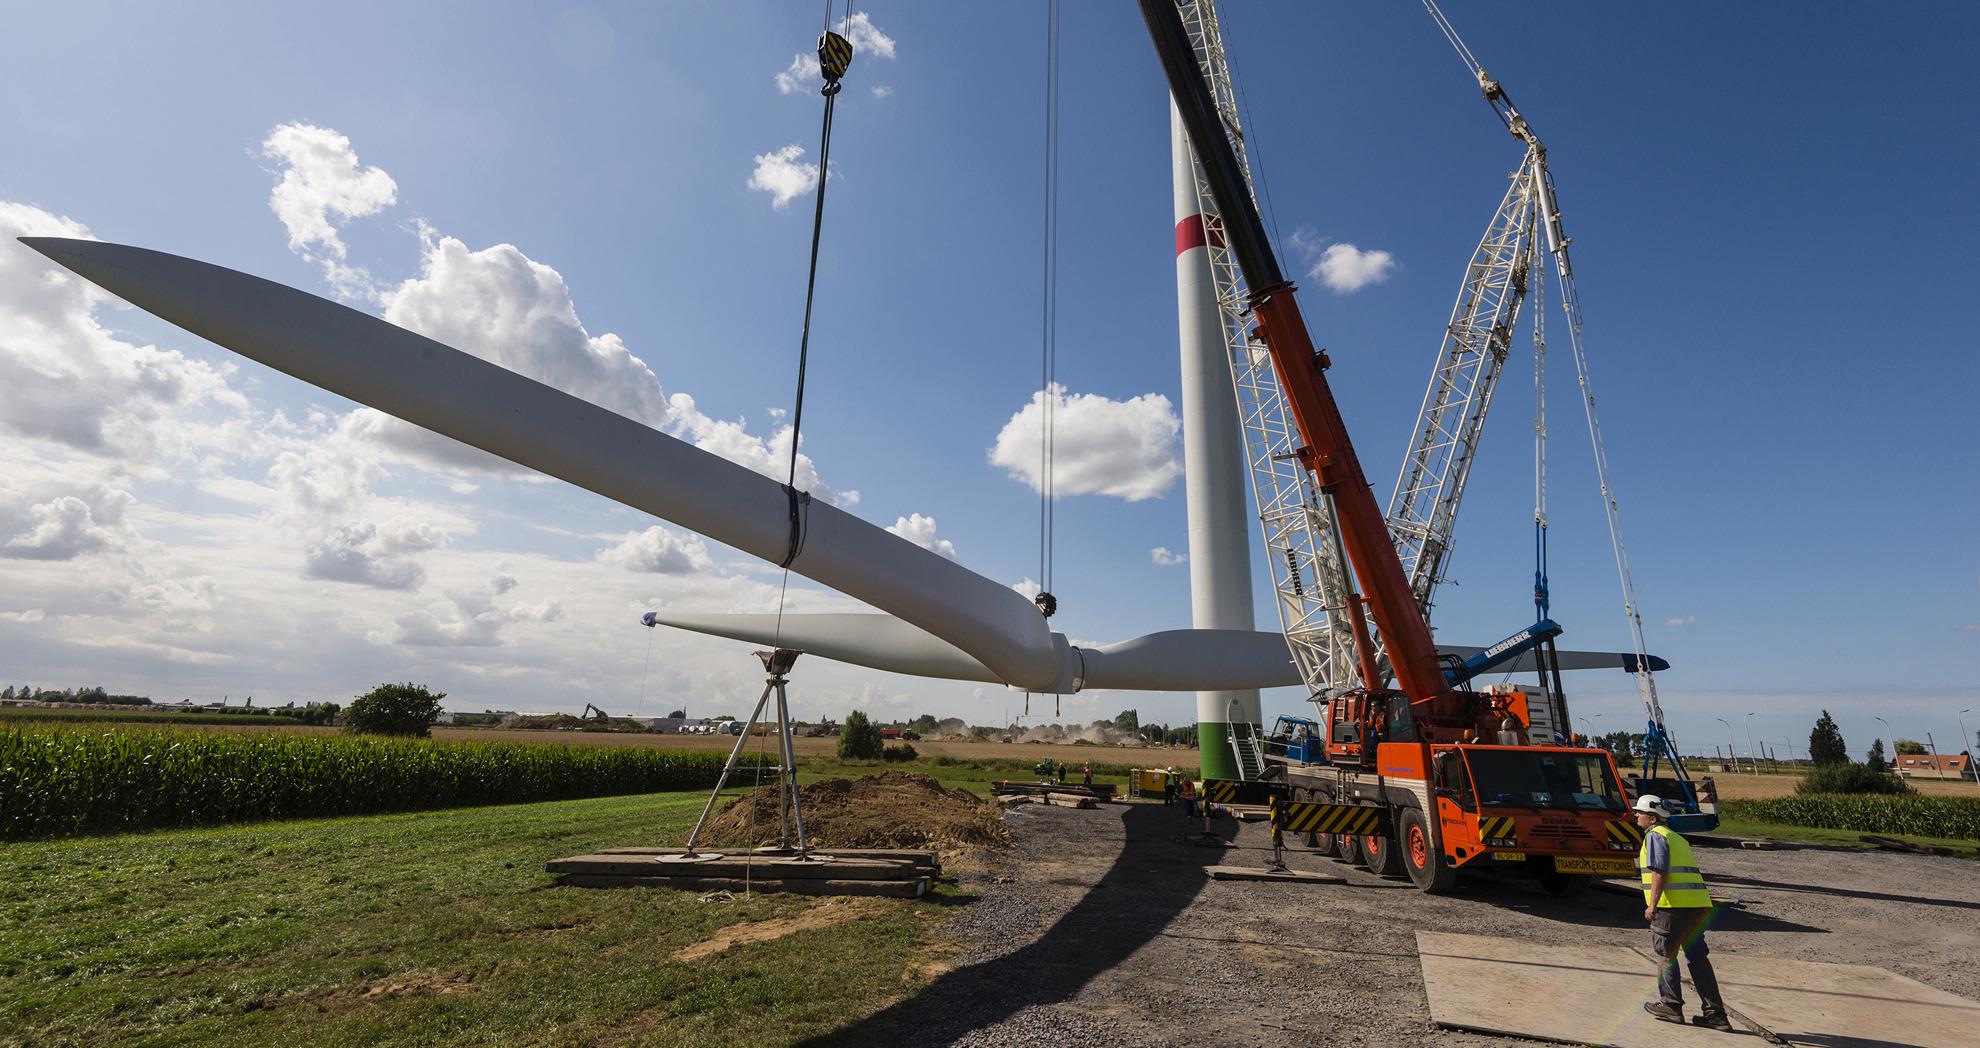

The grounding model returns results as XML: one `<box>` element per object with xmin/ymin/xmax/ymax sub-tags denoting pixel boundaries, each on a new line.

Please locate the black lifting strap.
<box><xmin>778</xmin><ymin>28</ymin><xmax>849</xmax><ymax>571</ymax></box>
<box><xmin>780</xmin><ymin>485</ymin><xmax>811</xmax><ymax>569</ymax></box>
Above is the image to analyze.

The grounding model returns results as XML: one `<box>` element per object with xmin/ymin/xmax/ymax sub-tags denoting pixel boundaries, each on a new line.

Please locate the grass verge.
<box><xmin>0</xmin><ymin>789</ymin><xmax>952</xmax><ymax>1047</ymax></box>
<box><xmin>1713</xmin><ymin>812</ymin><xmax>1979</xmax><ymax>857</ymax></box>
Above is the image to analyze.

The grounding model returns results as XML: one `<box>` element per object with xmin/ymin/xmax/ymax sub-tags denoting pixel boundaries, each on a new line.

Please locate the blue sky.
<box><xmin>0</xmin><ymin>2</ymin><xmax>1974</xmax><ymax>760</ymax></box>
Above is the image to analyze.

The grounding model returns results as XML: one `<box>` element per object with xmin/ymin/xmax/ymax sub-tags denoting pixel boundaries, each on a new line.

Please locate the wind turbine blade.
<box><xmin>652</xmin><ymin>612</ymin><xmax>1305</xmax><ymax>691</ymax></box>
<box><xmin>1435</xmin><ymin>644</ymin><xmax>1671</xmax><ymax>674</ymax></box>
<box><xmin>649</xmin><ymin>609</ymin><xmax>1664</xmax><ymax>691</ymax></box>
<box><xmin>20</xmin><ymin>237</ymin><xmax>1060</xmax><ymax>690</ymax></box>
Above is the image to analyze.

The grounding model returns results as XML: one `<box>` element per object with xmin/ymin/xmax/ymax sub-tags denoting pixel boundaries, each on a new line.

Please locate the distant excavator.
<box><xmin>580</xmin><ymin>703</ymin><xmax>613</xmax><ymax>722</ymax></box>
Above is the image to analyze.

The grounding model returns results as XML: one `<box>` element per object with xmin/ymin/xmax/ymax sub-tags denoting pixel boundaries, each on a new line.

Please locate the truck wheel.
<box><xmin>1310</xmin><ymin>831</ymin><xmax>1339</xmax><ymax>858</ymax></box>
<box><xmin>1399</xmin><ymin>808</ymin><xmax>1456</xmax><ymax>893</ymax></box>
<box><xmin>1361</xmin><ymin>831</ymin><xmax>1403</xmax><ymax>877</ymax></box>
<box><xmin>1539</xmin><ymin>871</ymin><xmax>1590</xmax><ymax>897</ymax></box>
<box><xmin>1337</xmin><ymin>832</ymin><xmax>1364</xmax><ymax>866</ymax></box>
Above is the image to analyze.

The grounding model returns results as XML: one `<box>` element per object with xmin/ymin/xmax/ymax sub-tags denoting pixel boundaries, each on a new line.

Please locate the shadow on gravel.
<box><xmin>1461</xmin><ymin>880</ymin><xmax>1829</xmax><ymax>934</ymax></box>
<box><xmin>805</xmin><ymin>804</ymin><xmax>1232</xmax><ymax>1047</ymax></box>
<box><xmin>1705</xmin><ymin>872</ymin><xmax>1980</xmax><ymax>911</ymax></box>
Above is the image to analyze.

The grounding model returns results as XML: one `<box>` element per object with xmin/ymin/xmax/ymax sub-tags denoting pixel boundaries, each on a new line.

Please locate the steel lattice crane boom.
<box><xmin>1415</xmin><ymin>0</ymin><xmax>1711</xmax><ymax>827</ymax></box>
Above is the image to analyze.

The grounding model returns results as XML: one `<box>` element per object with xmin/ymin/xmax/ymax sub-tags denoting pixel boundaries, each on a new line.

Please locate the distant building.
<box><xmin>1893</xmin><ymin>753</ymin><xmax>1973</xmax><ymax>779</ymax></box>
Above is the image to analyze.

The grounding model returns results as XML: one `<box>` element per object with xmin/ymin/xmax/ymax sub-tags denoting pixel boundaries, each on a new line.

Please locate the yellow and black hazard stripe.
<box><xmin>817</xmin><ymin>31</ymin><xmax>854</xmax><ymax>82</ymax></box>
<box><xmin>1203</xmin><ymin>779</ymin><xmax>1243</xmax><ymax>803</ymax></box>
<box><xmin>1605</xmin><ymin>819</ymin><xmax>1645</xmax><ymax>848</ymax></box>
<box><xmin>1476</xmin><ymin>815</ymin><xmax>1518</xmax><ymax>845</ymax></box>
<box><xmin>1270</xmin><ymin>799</ymin><xmax>1388</xmax><ymax>837</ymax></box>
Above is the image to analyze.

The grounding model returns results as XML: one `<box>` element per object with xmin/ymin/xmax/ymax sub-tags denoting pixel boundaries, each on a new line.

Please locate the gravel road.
<box><xmin>811</xmin><ymin>801</ymin><xmax>1980</xmax><ymax>1047</ymax></box>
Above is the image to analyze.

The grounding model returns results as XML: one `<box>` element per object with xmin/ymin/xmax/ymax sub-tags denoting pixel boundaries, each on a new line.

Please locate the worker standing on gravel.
<box><xmin>1179</xmin><ymin>776</ymin><xmax>1197</xmax><ymax>818</ymax></box>
<box><xmin>1082</xmin><ymin>763</ymin><xmax>1092</xmax><ymax>787</ymax></box>
<box><xmin>1635</xmin><ymin>795</ymin><xmax>1732</xmax><ymax>1031</ymax></box>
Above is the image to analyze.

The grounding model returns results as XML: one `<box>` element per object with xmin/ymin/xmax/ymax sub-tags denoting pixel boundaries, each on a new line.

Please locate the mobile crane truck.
<box><xmin>1141</xmin><ymin>0</ymin><xmax>1643</xmax><ymax>894</ymax></box>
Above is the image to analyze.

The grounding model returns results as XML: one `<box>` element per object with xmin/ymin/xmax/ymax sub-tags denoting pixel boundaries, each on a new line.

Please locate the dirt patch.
<box><xmin>672</xmin><ymin>896</ymin><xmax>883</xmax><ymax>962</ymax></box>
<box><xmin>693</xmin><ymin>771</ymin><xmax>1014</xmax><ymax>852</ymax></box>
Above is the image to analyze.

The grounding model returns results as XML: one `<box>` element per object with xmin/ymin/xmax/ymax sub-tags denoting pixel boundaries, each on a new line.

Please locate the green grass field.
<box><xmin>0</xmin><ymin>790</ymin><xmax>951</xmax><ymax>1047</ymax></box>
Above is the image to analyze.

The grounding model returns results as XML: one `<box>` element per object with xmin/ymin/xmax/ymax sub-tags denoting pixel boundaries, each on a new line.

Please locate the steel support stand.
<box><xmin>675</xmin><ymin>648</ymin><xmax>822</xmax><ymax>862</ymax></box>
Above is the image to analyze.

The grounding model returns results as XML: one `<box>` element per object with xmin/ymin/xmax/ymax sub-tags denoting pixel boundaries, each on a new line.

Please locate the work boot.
<box><xmin>1642</xmin><ymin>1001</ymin><xmax>1685</xmax><ymax>1024</ymax></box>
<box><xmin>1691</xmin><ymin>1013</ymin><xmax>1734</xmax><ymax>1032</ymax></box>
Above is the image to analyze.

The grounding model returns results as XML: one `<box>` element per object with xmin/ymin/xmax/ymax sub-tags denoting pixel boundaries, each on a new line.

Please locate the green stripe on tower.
<box><xmin>1196</xmin><ymin>721</ymin><xmax>1238</xmax><ymax>781</ymax></box>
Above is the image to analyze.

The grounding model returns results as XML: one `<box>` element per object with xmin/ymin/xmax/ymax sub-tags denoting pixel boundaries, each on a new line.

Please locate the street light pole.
<box><xmin>1960</xmin><ymin>710</ymin><xmax>1976</xmax><ymax>786</ymax></box>
<box><xmin>1717</xmin><ymin>717</ymin><xmax>1739</xmax><ymax>774</ymax></box>
<box><xmin>1876</xmin><ymin>715</ymin><xmax>1896</xmax><ymax>778</ymax></box>
<box><xmin>1744</xmin><ymin>712</ymin><xmax>1760</xmax><ymax>777</ymax></box>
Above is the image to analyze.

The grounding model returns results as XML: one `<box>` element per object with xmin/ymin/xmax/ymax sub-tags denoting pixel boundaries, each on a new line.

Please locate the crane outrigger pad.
<box><xmin>1417</xmin><ymin>931</ymin><xmax>1980</xmax><ymax>1047</ymax></box>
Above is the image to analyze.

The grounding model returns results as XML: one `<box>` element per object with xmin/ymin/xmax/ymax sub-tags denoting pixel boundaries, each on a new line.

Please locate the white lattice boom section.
<box><xmin>1387</xmin><ymin>150</ymin><xmax>1542</xmax><ymax>617</ymax></box>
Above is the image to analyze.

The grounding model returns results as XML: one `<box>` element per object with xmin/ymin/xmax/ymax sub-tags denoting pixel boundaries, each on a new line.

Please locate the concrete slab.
<box><xmin>548</xmin><ymin>853</ymin><xmax>922</xmax><ymax>881</ymax></box>
<box><xmin>559</xmin><ymin>873</ymin><xmax>928</xmax><ymax>898</ymax></box>
<box><xmin>1417</xmin><ymin>931</ymin><xmax>1980</xmax><ymax>1048</ymax></box>
<box><xmin>1203</xmin><ymin>865</ymin><xmax>1346</xmax><ymax>885</ymax></box>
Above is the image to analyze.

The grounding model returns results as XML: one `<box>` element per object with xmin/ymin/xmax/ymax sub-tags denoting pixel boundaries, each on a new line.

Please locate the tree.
<box><xmin>344</xmin><ymin>682</ymin><xmax>445</xmax><ymax>737</ymax></box>
<box><xmin>838</xmin><ymin>709</ymin><xmax>884</xmax><ymax>760</ymax></box>
<box><xmin>1895</xmin><ymin>738</ymin><xmax>1927</xmax><ymax>755</ymax></box>
<box><xmin>666</xmin><ymin>709</ymin><xmax>686</xmax><ymax>720</ymax></box>
<box><xmin>1112</xmin><ymin>709</ymin><xmax>1139</xmax><ymax>733</ymax></box>
<box><xmin>1595</xmin><ymin>731</ymin><xmax>1637</xmax><ymax>759</ymax></box>
<box><xmin>1808</xmin><ymin>710</ymin><xmax>1848</xmax><ymax>765</ymax></box>
<box><xmin>1865</xmin><ymin>738</ymin><xmax>1887</xmax><ymax>773</ymax></box>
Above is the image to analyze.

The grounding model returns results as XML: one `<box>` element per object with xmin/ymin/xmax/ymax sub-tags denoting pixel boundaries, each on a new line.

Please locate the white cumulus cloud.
<box><xmin>1151</xmin><ymin>546</ymin><xmax>1187</xmax><ymax>566</ymax></box>
<box><xmin>0</xmin><ymin>489</ymin><xmax>136</xmax><ymax>560</ymax></box>
<box><xmin>1314</xmin><ymin>243</ymin><xmax>1395</xmax><ymax>292</ymax></box>
<box><xmin>748</xmin><ymin>145</ymin><xmax>821</xmax><ymax>209</ymax></box>
<box><xmin>989</xmin><ymin>384</ymin><xmax>1182</xmax><ymax>502</ymax></box>
<box><xmin>390</xmin><ymin>575</ymin><xmax>562</xmax><ymax>647</ymax></box>
<box><xmin>1665</xmin><ymin>614</ymin><xmax>1696</xmax><ymax>627</ymax></box>
<box><xmin>597</xmin><ymin>525</ymin><xmax>715</xmax><ymax>575</ymax></box>
<box><xmin>885</xmin><ymin>513</ymin><xmax>957</xmax><ymax>561</ymax></box>
<box><xmin>1289</xmin><ymin>227</ymin><xmax>1396</xmax><ymax>293</ymax></box>
<box><xmin>262</xmin><ymin>122</ymin><xmax>398</xmax><ymax>298</ymax></box>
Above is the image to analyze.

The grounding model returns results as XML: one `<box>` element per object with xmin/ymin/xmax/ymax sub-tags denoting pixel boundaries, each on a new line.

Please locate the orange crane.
<box><xmin>1142</xmin><ymin>0</ymin><xmax>1641</xmax><ymax>893</ymax></box>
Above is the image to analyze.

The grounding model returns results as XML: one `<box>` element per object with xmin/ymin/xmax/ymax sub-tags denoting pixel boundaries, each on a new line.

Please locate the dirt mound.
<box><xmin>693</xmin><ymin>771</ymin><xmax>1012</xmax><ymax>852</ymax></box>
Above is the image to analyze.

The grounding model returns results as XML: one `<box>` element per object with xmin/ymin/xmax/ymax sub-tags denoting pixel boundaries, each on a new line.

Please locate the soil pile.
<box><xmin>693</xmin><ymin>771</ymin><xmax>1013</xmax><ymax>851</ymax></box>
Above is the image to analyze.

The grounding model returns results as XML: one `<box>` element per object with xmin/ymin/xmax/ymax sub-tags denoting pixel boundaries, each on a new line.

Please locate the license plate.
<box><xmin>1491</xmin><ymin>851</ymin><xmax>1527</xmax><ymax>862</ymax></box>
<box><xmin>1554</xmin><ymin>855</ymin><xmax>1637</xmax><ymax>876</ymax></box>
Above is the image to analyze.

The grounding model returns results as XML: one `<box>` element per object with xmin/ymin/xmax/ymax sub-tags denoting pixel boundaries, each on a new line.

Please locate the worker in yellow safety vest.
<box><xmin>1634</xmin><ymin>794</ymin><xmax>1731</xmax><ymax>1031</ymax></box>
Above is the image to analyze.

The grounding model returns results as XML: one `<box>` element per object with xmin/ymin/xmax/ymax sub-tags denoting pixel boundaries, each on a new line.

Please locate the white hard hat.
<box><xmin>1632</xmin><ymin>794</ymin><xmax>1668</xmax><ymax>815</ymax></box>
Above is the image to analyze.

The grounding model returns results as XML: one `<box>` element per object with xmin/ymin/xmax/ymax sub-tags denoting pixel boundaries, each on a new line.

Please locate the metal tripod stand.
<box><xmin>668</xmin><ymin>647</ymin><xmax>826</xmax><ymax>863</ymax></box>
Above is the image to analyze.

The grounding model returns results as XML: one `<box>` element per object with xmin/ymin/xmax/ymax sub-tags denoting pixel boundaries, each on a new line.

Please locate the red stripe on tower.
<box><xmin>1175</xmin><ymin>214</ymin><xmax>1227</xmax><ymax>256</ymax></box>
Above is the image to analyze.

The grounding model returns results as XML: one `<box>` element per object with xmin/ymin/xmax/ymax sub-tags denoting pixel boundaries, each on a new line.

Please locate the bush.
<box><xmin>1725</xmin><ymin>795</ymin><xmax>1980</xmax><ymax>841</ymax></box>
<box><xmin>345</xmin><ymin>683</ymin><xmax>444</xmax><ymax>737</ymax></box>
<box><xmin>1796</xmin><ymin>763</ymin><xmax>1912</xmax><ymax>796</ymax></box>
<box><xmin>0</xmin><ymin>724</ymin><xmax>771</xmax><ymax>839</ymax></box>
<box><xmin>838</xmin><ymin>709</ymin><xmax>883</xmax><ymax>761</ymax></box>
<box><xmin>882</xmin><ymin>742</ymin><xmax>918</xmax><ymax>763</ymax></box>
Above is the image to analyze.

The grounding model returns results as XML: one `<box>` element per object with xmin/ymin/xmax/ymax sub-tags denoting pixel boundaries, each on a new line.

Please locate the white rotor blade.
<box><xmin>654</xmin><ymin>612</ymin><xmax>1663</xmax><ymax>691</ymax></box>
<box><xmin>21</xmin><ymin>237</ymin><xmax>1061</xmax><ymax>690</ymax></box>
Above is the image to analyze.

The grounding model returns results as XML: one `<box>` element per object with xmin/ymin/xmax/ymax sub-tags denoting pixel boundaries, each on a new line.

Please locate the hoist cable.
<box><xmin>1037</xmin><ymin>0</ymin><xmax>1061</xmax><ymax>599</ymax></box>
<box><xmin>774</xmin><ymin>3</ymin><xmax>852</xmax><ymax>645</ymax></box>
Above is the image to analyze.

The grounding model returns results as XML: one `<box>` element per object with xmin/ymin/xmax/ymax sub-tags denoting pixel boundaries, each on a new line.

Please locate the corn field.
<box><xmin>0</xmin><ymin>724</ymin><xmax>770</xmax><ymax>839</ymax></box>
<box><xmin>1724</xmin><ymin>794</ymin><xmax>1980</xmax><ymax>841</ymax></box>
